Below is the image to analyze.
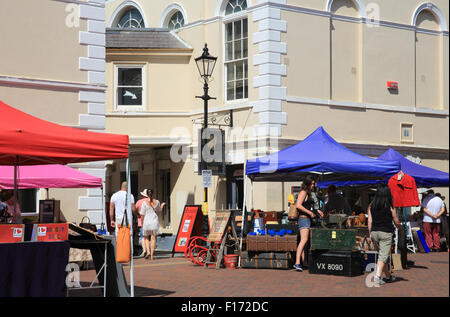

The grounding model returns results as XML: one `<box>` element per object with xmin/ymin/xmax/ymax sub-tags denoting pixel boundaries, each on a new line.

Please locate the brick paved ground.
<box><xmin>73</xmin><ymin>251</ymin><xmax>448</xmax><ymax>298</ymax></box>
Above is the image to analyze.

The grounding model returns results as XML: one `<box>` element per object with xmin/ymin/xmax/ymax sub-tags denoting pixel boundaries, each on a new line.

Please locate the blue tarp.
<box><xmin>317</xmin><ymin>148</ymin><xmax>449</xmax><ymax>188</ymax></box>
<box><xmin>245</xmin><ymin>127</ymin><xmax>401</xmax><ymax>182</ymax></box>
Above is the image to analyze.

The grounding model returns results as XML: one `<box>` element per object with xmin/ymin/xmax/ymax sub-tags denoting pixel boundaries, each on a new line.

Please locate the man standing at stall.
<box><xmin>421</xmin><ymin>190</ymin><xmax>445</xmax><ymax>252</ymax></box>
<box><xmin>110</xmin><ymin>181</ymin><xmax>136</xmax><ymax>235</ymax></box>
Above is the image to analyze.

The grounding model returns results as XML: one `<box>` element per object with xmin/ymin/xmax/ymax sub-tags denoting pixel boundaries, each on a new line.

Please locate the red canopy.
<box><xmin>0</xmin><ymin>100</ymin><xmax>129</xmax><ymax>165</ymax></box>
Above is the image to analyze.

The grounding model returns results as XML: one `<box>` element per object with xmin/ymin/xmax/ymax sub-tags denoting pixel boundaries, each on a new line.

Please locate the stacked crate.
<box><xmin>242</xmin><ymin>234</ymin><xmax>297</xmax><ymax>270</ymax></box>
<box><xmin>308</xmin><ymin>228</ymin><xmax>362</xmax><ymax>276</ymax></box>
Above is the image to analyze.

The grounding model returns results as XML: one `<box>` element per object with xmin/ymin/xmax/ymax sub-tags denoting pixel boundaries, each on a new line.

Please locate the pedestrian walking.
<box><xmin>109</xmin><ymin>181</ymin><xmax>136</xmax><ymax>235</ymax></box>
<box><xmin>367</xmin><ymin>183</ymin><xmax>402</xmax><ymax>286</ymax></box>
<box><xmin>139</xmin><ymin>189</ymin><xmax>165</xmax><ymax>260</ymax></box>
<box><xmin>136</xmin><ymin>193</ymin><xmax>148</xmax><ymax>257</ymax></box>
<box><xmin>421</xmin><ymin>190</ymin><xmax>445</xmax><ymax>252</ymax></box>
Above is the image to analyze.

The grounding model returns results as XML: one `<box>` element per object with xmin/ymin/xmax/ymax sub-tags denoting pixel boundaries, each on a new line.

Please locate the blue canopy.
<box><xmin>318</xmin><ymin>148</ymin><xmax>449</xmax><ymax>188</ymax></box>
<box><xmin>379</xmin><ymin>148</ymin><xmax>448</xmax><ymax>188</ymax></box>
<box><xmin>246</xmin><ymin>127</ymin><xmax>400</xmax><ymax>182</ymax></box>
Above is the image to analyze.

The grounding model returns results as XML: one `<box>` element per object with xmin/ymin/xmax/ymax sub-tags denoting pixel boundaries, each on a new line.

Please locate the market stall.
<box><xmin>317</xmin><ymin>148</ymin><xmax>449</xmax><ymax>267</ymax></box>
<box><xmin>0</xmin><ymin>164</ymin><xmax>104</xmax><ymax>272</ymax></box>
<box><xmin>240</xmin><ymin>127</ymin><xmax>401</xmax><ymax>272</ymax></box>
<box><xmin>0</xmin><ymin>100</ymin><xmax>133</xmax><ymax>296</ymax></box>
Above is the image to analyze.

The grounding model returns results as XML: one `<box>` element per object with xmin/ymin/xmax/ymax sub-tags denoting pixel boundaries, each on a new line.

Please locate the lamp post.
<box><xmin>195</xmin><ymin>43</ymin><xmax>217</xmax><ymax>234</ymax></box>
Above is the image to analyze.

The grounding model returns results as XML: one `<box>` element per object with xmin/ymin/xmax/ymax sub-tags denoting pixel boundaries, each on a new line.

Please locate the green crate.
<box><xmin>310</xmin><ymin>228</ymin><xmax>357</xmax><ymax>251</ymax></box>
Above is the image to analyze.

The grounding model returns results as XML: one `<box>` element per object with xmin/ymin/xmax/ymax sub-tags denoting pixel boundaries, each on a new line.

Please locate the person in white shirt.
<box><xmin>421</xmin><ymin>190</ymin><xmax>445</xmax><ymax>252</ymax></box>
<box><xmin>109</xmin><ymin>181</ymin><xmax>136</xmax><ymax>235</ymax></box>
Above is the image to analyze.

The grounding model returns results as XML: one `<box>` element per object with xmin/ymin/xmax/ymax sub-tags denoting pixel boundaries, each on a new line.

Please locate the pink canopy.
<box><xmin>0</xmin><ymin>164</ymin><xmax>102</xmax><ymax>189</ymax></box>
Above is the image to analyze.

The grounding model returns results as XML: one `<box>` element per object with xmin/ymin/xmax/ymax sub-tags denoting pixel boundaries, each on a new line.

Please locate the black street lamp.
<box><xmin>195</xmin><ymin>43</ymin><xmax>217</xmax><ymax>234</ymax></box>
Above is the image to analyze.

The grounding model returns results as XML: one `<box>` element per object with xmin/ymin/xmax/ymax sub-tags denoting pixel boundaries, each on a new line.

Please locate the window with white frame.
<box><xmin>117</xmin><ymin>8</ymin><xmax>145</xmax><ymax>28</ymax></box>
<box><xmin>115</xmin><ymin>66</ymin><xmax>145</xmax><ymax>110</ymax></box>
<box><xmin>401</xmin><ymin>123</ymin><xmax>413</xmax><ymax>143</ymax></box>
<box><xmin>224</xmin><ymin>1</ymin><xmax>248</xmax><ymax>101</ymax></box>
<box><xmin>168</xmin><ymin>11</ymin><xmax>185</xmax><ymax>31</ymax></box>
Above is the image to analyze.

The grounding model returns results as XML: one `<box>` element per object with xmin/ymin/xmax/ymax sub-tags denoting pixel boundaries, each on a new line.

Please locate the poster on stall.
<box><xmin>173</xmin><ymin>205</ymin><xmax>203</xmax><ymax>254</ymax></box>
<box><xmin>31</xmin><ymin>223</ymin><xmax>69</xmax><ymax>242</ymax></box>
<box><xmin>0</xmin><ymin>224</ymin><xmax>25</xmax><ymax>243</ymax></box>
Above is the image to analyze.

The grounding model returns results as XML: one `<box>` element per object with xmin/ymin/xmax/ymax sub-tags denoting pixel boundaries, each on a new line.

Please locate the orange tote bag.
<box><xmin>116</xmin><ymin>210</ymin><xmax>131</xmax><ymax>263</ymax></box>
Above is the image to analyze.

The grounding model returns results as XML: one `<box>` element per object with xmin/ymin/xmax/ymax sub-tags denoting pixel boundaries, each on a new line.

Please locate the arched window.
<box><xmin>117</xmin><ymin>8</ymin><xmax>145</xmax><ymax>28</ymax></box>
<box><xmin>329</xmin><ymin>0</ymin><xmax>362</xmax><ymax>103</ymax></box>
<box><xmin>414</xmin><ymin>7</ymin><xmax>443</xmax><ymax>109</ymax></box>
<box><xmin>168</xmin><ymin>11</ymin><xmax>185</xmax><ymax>31</ymax></box>
<box><xmin>224</xmin><ymin>0</ymin><xmax>248</xmax><ymax>101</ymax></box>
<box><xmin>225</xmin><ymin>0</ymin><xmax>247</xmax><ymax>15</ymax></box>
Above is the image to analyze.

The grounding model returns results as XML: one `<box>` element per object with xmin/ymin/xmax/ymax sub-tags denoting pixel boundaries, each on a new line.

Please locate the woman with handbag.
<box><xmin>293</xmin><ymin>175</ymin><xmax>323</xmax><ymax>271</ymax></box>
<box><xmin>139</xmin><ymin>189</ymin><xmax>165</xmax><ymax>260</ymax></box>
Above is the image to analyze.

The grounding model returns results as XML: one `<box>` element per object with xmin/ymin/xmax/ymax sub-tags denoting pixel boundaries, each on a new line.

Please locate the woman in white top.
<box><xmin>139</xmin><ymin>189</ymin><xmax>165</xmax><ymax>260</ymax></box>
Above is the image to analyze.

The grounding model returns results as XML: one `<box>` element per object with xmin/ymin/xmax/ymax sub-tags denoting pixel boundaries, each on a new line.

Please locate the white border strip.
<box><xmin>287</xmin><ymin>95</ymin><xmax>449</xmax><ymax>117</ymax></box>
<box><xmin>0</xmin><ymin>75</ymin><xmax>106</xmax><ymax>92</ymax></box>
<box><xmin>179</xmin><ymin>2</ymin><xmax>449</xmax><ymax>36</ymax></box>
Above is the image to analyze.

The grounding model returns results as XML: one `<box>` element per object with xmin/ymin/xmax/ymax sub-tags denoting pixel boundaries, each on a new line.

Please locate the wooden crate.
<box><xmin>241</xmin><ymin>251</ymin><xmax>294</xmax><ymax>270</ymax></box>
<box><xmin>246</xmin><ymin>235</ymin><xmax>297</xmax><ymax>252</ymax></box>
<box><xmin>310</xmin><ymin>228</ymin><xmax>357</xmax><ymax>251</ymax></box>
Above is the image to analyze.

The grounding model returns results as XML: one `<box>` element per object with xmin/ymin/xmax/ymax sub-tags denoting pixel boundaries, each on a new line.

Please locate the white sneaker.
<box><xmin>374</xmin><ymin>275</ymin><xmax>386</xmax><ymax>286</ymax></box>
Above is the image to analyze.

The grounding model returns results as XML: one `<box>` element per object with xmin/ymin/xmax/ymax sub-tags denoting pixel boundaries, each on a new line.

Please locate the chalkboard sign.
<box><xmin>207</xmin><ymin>211</ymin><xmax>231</xmax><ymax>243</ymax></box>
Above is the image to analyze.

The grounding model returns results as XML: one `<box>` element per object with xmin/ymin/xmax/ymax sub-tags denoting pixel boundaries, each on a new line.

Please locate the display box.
<box><xmin>246</xmin><ymin>235</ymin><xmax>297</xmax><ymax>252</ymax></box>
<box><xmin>31</xmin><ymin>223</ymin><xmax>69</xmax><ymax>242</ymax></box>
<box><xmin>0</xmin><ymin>224</ymin><xmax>25</xmax><ymax>243</ymax></box>
<box><xmin>39</xmin><ymin>200</ymin><xmax>61</xmax><ymax>223</ymax></box>
<box><xmin>308</xmin><ymin>250</ymin><xmax>362</xmax><ymax>277</ymax></box>
<box><xmin>310</xmin><ymin>228</ymin><xmax>358</xmax><ymax>251</ymax></box>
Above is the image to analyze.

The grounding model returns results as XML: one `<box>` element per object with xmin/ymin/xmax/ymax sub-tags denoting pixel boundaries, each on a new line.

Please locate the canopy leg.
<box><xmin>126</xmin><ymin>152</ymin><xmax>134</xmax><ymax>297</ymax></box>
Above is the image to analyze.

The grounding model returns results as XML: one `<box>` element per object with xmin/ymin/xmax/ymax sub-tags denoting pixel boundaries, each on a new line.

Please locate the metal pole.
<box><xmin>239</xmin><ymin>173</ymin><xmax>248</xmax><ymax>267</ymax></box>
<box><xmin>204</xmin><ymin>81</ymin><xmax>208</xmax><ymax>219</ymax></box>
<box><xmin>13</xmin><ymin>156</ymin><xmax>18</xmax><ymax>217</ymax></box>
<box><xmin>126</xmin><ymin>153</ymin><xmax>134</xmax><ymax>297</ymax></box>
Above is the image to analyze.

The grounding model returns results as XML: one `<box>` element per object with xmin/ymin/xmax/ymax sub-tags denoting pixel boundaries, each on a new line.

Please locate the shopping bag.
<box><xmin>288</xmin><ymin>203</ymin><xmax>299</xmax><ymax>221</ymax></box>
<box><xmin>116</xmin><ymin>212</ymin><xmax>131</xmax><ymax>263</ymax></box>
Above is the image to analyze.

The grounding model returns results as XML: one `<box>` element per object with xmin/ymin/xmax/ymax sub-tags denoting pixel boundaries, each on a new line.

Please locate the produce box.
<box><xmin>241</xmin><ymin>251</ymin><xmax>294</xmax><ymax>270</ymax></box>
<box><xmin>310</xmin><ymin>228</ymin><xmax>357</xmax><ymax>251</ymax></box>
<box><xmin>246</xmin><ymin>235</ymin><xmax>297</xmax><ymax>252</ymax></box>
<box><xmin>308</xmin><ymin>250</ymin><xmax>362</xmax><ymax>277</ymax></box>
